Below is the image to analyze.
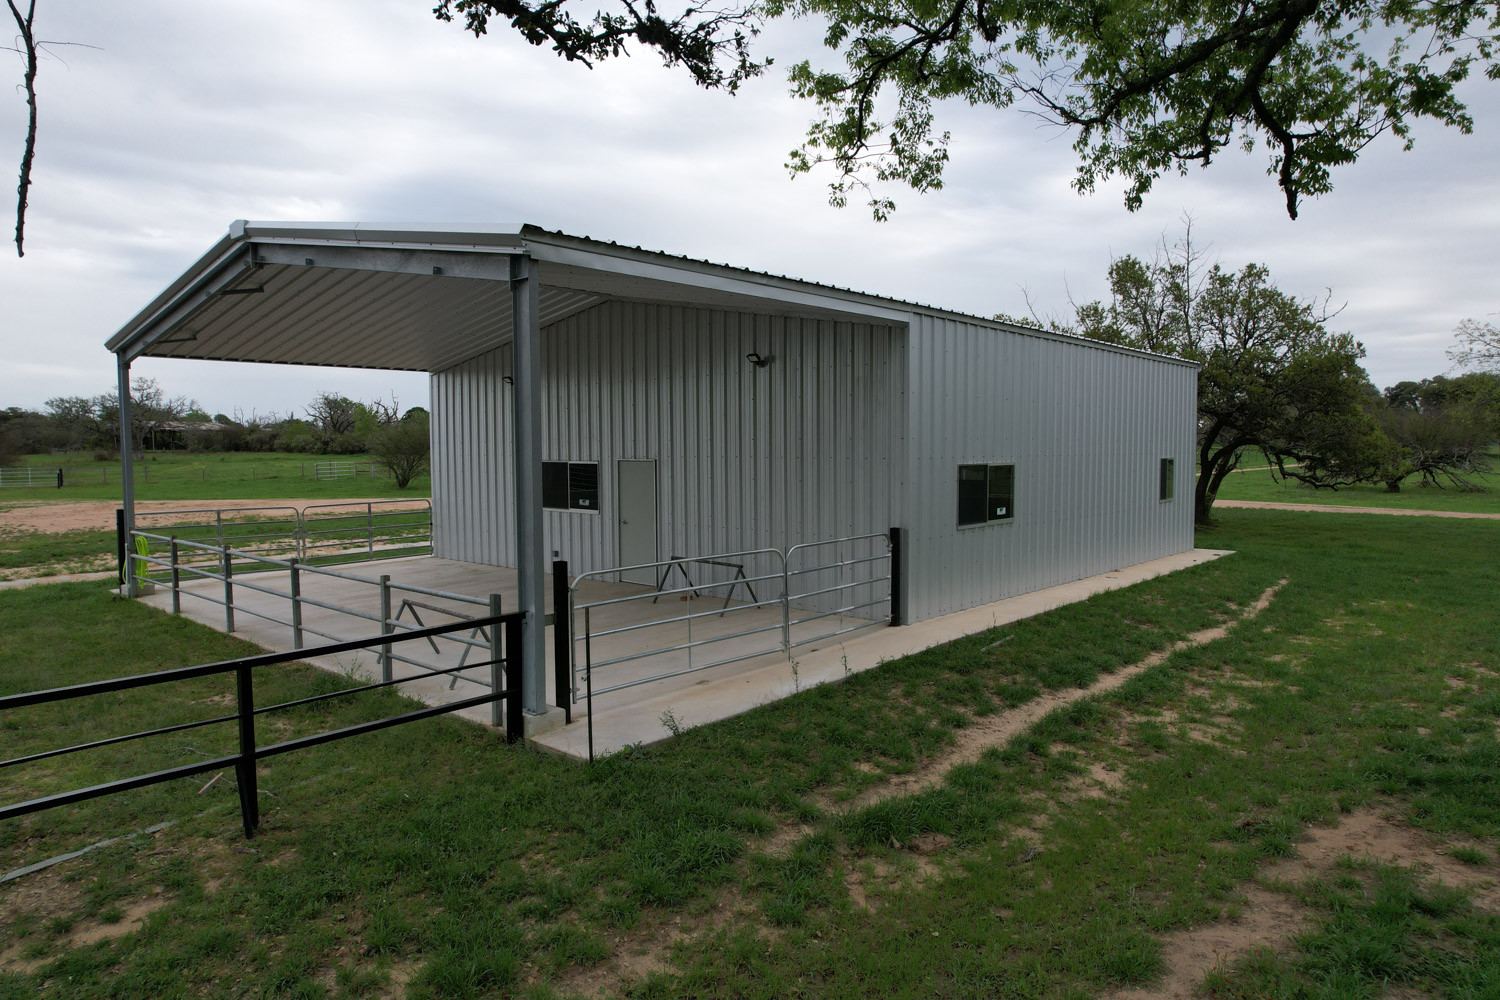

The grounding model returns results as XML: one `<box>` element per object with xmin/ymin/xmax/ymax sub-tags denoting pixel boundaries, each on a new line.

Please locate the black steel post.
<box><xmin>234</xmin><ymin>664</ymin><xmax>259</xmax><ymax>838</ymax></box>
<box><xmin>888</xmin><ymin>526</ymin><xmax>905</xmax><ymax>627</ymax></box>
<box><xmin>552</xmin><ymin>560</ymin><xmax>572</xmax><ymax>723</ymax></box>
<box><xmin>585</xmin><ymin>606</ymin><xmax>594</xmax><ymax>764</ymax></box>
<box><xmin>505</xmin><ymin>614</ymin><xmax>524</xmax><ymax>744</ymax></box>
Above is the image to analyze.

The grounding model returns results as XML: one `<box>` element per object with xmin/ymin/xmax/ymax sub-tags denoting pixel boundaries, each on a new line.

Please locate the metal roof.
<box><xmin>106</xmin><ymin>221</ymin><xmax>1197</xmax><ymax>371</ymax></box>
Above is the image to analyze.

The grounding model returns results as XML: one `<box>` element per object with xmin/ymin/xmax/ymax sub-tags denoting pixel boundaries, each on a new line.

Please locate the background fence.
<box><xmin>313</xmin><ymin>461</ymin><xmax>388</xmax><ymax>481</ymax></box>
<box><xmin>130</xmin><ymin>501</ymin><xmax>433</xmax><ymax>576</ymax></box>
<box><xmin>0</xmin><ymin>467</ymin><xmax>61</xmax><ymax>488</ymax></box>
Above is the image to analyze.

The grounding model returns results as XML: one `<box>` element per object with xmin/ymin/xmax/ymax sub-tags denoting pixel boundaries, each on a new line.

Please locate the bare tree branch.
<box><xmin>6</xmin><ymin>0</ymin><xmax>37</xmax><ymax>257</ymax></box>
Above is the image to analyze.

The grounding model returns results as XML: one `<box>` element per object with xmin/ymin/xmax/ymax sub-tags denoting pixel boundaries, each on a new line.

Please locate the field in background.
<box><xmin>3</xmin><ymin>452</ymin><xmax>430</xmax><ymax>503</ymax></box>
<box><xmin>1213</xmin><ymin>452</ymin><xmax>1500</xmax><ymax>514</ymax></box>
<box><xmin>1</xmin><ymin>509</ymin><xmax>1497</xmax><ymax>999</ymax></box>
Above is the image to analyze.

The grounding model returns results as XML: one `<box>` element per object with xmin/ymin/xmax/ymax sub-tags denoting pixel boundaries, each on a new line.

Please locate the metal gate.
<box><xmin>566</xmin><ymin>529</ymin><xmax>901</xmax><ymax>708</ymax></box>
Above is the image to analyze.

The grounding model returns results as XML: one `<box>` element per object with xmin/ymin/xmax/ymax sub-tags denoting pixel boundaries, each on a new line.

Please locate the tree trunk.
<box><xmin>1195</xmin><ymin>439</ymin><xmax>1247</xmax><ymax>526</ymax></box>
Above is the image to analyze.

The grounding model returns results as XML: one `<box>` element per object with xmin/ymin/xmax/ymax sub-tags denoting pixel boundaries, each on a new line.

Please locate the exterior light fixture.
<box><xmin>502</xmin><ymin>375</ymin><xmax>515</xmax><ymax>385</ymax></box>
<box><xmin>745</xmin><ymin>352</ymin><xmax>772</xmax><ymax>368</ymax></box>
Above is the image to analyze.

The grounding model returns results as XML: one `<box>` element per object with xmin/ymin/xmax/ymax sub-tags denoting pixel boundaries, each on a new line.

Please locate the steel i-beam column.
<box><xmin>117</xmin><ymin>356</ymin><xmax>137</xmax><ymax>597</ymax></box>
<box><xmin>510</xmin><ymin>254</ymin><xmax>546</xmax><ymax>715</ymax></box>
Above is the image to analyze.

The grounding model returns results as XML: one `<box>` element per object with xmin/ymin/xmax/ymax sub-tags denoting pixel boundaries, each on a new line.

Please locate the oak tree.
<box><xmin>1070</xmin><ymin>229</ymin><xmax>1376</xmax><ymax>523</ymax></box>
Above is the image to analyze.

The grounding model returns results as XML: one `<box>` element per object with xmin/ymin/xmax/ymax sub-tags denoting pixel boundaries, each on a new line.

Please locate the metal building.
<box><xmin>106</xmin><ymin>221</ymin><xmax>1197</xmax><ymax>722</ymax></box>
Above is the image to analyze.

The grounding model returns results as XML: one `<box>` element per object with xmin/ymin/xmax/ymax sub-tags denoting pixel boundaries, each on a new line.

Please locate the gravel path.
<box><xmin>0</xmin><ymin>498</ymin><xmax>429</xmax><ymax>534</ymax></box>
<box><xmin>1217</xmin><ymin>500</ymin><xmax>1500</xmax><ymax>520</ymax></box>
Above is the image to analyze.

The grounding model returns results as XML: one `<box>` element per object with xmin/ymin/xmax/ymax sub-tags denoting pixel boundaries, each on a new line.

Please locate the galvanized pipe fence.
<box><xmin>567</xmin><ymin>529</ymin><xmax>902</xmax><ymax>716</ymax></box>
<box><xmin>130</xmin><ymin>500</ymin><xmax>432</xmax><ymax>567</ymax></box>
<box><xmin>0</xmin><ymin>610</ymin><xmax>526</xmax><ymax>840</ymax></box>
<box><xmin>0</xmin><ymin>466</ymin><xmax>63</xmax><ymax>488</ymax></box>
<box><xmin>124</xmin><ymin>526</ymin><xmax>516</xmax><ymax>721</ymax></box>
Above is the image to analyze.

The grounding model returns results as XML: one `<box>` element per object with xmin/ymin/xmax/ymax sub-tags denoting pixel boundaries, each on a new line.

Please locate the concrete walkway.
<box><xmin>532</xmin><ymin>547</ymin><xmax>1233</xmax><ymax>758</ymax></box>
<box><xmin>1217</xmin><ymin>500</ymin><xmax>1500</xmax><ymax>520</ymax></box>
<box><xmin>133</xmin><ymin>546</ymin><xmax>1232</xmax><ymax>760</ymax></box>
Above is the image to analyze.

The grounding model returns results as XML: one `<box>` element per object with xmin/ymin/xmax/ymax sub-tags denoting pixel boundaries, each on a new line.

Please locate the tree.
<box><xmin>368</xmin><ymin>411</ymin><xmax>431</xmax><ymax>489</ymax></box>
<box><xmin>1069</xmin><ymin>227</ymin><xmax>1376</xmax><ymax>523</ymax></box>
<box><xmin>435</xmin><ymin>0</ymin><xmax>1497</xmax><ymax>220</ymax></box>
<box><xmin>776</xmin><ymin>0</ymin><xmax>1498</xmax><ymax>219</ymax></box>
<box><xmin>95</xmin><ymin>377</ymin><xmax>196</xmax><ymax>458</ymax></box>
<box><xmin>44</xmin><ymin>394</ymin><xmax>102</xmax><ymax>449</ymax></box>
<box><xmin>5</xmin><ymin>1</ymin><xmax>37</xmax><ymax>256</ymax></box>
<box><xmin>1448</xmin><ymin>318</ymin><xmax>1500</xmax><ymax>373</ymax></box>
<box><xmin>434</xmin><ymin>0</ymin><xmax>765</xmax><ymax>90</ymax></box>
<box><xmin>1366</xmin><ymin>400</ymin><xmax>1493</xmax><ymax>491</ymax></box>
<box><xmin>305</xmin><ymin>392</ymin><xmax>360</xmax><ymax>438</ymax></box>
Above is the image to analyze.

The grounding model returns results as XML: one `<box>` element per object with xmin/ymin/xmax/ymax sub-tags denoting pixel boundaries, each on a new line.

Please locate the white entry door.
<box><xmin>617</xmin><ymin>460</ymin><xmax>658</xmax><ymax>585</ymax></box>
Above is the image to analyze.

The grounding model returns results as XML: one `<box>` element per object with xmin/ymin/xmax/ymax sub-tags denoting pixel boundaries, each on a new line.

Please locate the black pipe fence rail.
<box><xmin>0</xmin><ymin>612</ymin><xmax>525</xmax><ymax>839</ymax></box>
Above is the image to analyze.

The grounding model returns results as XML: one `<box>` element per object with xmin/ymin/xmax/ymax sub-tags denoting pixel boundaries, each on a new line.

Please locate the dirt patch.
<box><xmin>1105</xmin><ymin>883</ymin><xmax>1304</xmax><ymax>1000</ymax></box>
<box><xmin>0</xmin><ymin>499</ymin><xmax>428</xmax><ymax>535</ymax></box>
<box><xmin>831</xmin><ymin>581</ymin><xmax>1284</xmax><ymax>814</ymax></box>
<box><xmin>1261</xmin><ymin>808</ymin><xmax>1500</xmax><ymax>907</ymax></box>
<box><xmin>1101</xmin><ymin>806</ymin><xmax>1500</xmax><ymax>1000</ymax></box>
<box><xmin>0</xmin><ymin>893</ymin><xmax>170</xmax><ymax>974</ymax></box>
<box><xmin>552</xmin><ymin>889</ymin><xmax>759</xmax><ymax>998</ymax></box>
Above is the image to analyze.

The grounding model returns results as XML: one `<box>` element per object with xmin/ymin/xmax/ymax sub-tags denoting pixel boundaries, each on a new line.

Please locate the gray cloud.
<box><xmin>2</xmin><ymin>0</ymin><xmax>1495</xmax><ymax>415</ymax></box>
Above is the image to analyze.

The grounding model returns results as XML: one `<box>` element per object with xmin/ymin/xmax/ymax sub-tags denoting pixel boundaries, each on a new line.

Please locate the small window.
<box><xmin>1159</xmin><ymin>458</ymin><xmax>1175</xmax><ymax>501</ymax></box>
<box><xmin>958</xmin><ymin>464</ymin><xmax>1015</xmax><ymax>526</ymax></box>
<box><xmin>542</xmin><ymin>461</ymin><xmax>599</xmax><ymax>511</ymax></box>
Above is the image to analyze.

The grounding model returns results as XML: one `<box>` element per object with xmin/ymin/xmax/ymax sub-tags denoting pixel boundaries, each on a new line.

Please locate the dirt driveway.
<box><xmin>0</xmin><ymin>499</ymin><xmax>430</xmax><ymax>534</ymax></box>
<box><xmin>1216</xmin><ymin>500</ymin><xmax>1500</xmax><ymax>520</ymax></box>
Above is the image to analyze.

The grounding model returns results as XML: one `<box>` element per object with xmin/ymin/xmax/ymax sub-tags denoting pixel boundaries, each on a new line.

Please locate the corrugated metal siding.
<box><xmin>901</xmin><ymin>314</ymin><xmax>1197</xmax><ymax>621</ymax></box>
<box><xmin>430</xmin><ymin>301</ymin><xmax>907</xmax><ymax>604</ymax></box>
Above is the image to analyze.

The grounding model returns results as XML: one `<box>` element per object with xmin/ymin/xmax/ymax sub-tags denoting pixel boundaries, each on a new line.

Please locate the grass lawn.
<box><xmin>4</xmin><ymin>452</ymin><xmax>430</xmax><ymax>503</ymax></box>
<box><xmin>1213</xmin><ymin>453</ymin><xmax>1500</xmax><ymax>514</ymax></box>
<box><xmin>1</xmin><ymin>510</ymin><xmax>1498</xmax><ymax>999</ymax></box>
<box><xmin>0</xmin><ymin>527</ymin><xmax>118</xmax><ymax>579</ymax></box>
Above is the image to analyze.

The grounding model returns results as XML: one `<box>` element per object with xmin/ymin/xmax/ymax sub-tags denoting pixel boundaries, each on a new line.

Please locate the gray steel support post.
<box><xmin>379</xmin><ymin>574</ymin><xmax>393</xmax><ymax>684</ymax></box>
<box><xmin>116</xmin><ymin>357</ymin><xmax>136</xmax><ymax>596</ymax></box>
<box><xmin>289</xmin><ymin>560</ymin><xmax>303</xmax><ymax>648</ymax></box>
<box><xmin>222</xmin><ymin>547</ymin><xmax>235</xmax><ymax>632</ymax></box>
<box><xmin>169</xmin><ymin>537</ymin><xmax>181</xmax><ymax>615</ymax></box>
<box><xmin>510</xmin><ymin>254</ymin><xmax>546</xmax><ymax>714</ymax></box>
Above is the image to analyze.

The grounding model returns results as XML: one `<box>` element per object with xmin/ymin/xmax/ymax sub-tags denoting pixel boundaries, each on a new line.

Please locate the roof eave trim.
<box><xmin>522</xmin><ymin>231</ymin><xmax>915</xmax><ymax>325</ymax></box>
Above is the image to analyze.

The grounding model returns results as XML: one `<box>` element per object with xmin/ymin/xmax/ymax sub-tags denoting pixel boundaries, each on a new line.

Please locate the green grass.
<box><xmin>0</xmin><ymin>527</ymin><xmax>117</xmax><ymax>578</ymax></box>
<box><xmin>1214</xmin><ymin>456</ymin><xmax>1500</xmax><ymax>514</ymax></box>
<box><xmin>1</xmin><ymin>509</ymin><xmax>1498</xmax><ymax>999</ymax></box>
<box><xmin>4</xmin><ymin>451</ymin><xmax>430</xmax><ymax>502</ymax></box>
<box><xmin>1203</xmin><ymin>864</ymin><xmax>1500</xmax><ymax>998</ymax></box>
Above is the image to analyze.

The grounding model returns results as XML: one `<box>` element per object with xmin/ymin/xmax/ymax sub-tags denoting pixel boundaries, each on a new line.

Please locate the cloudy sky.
<box><xmin>2</xmin><ymin>0</ymin><xmax>1496</xmax><ymax>419</ymax></box>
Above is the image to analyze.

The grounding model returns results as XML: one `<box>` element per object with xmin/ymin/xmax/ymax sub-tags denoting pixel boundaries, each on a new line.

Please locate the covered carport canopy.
<box><xmin>106</xmin><ymin>221</ymin><xmax>914</xmax><ymax>721</ymax></box>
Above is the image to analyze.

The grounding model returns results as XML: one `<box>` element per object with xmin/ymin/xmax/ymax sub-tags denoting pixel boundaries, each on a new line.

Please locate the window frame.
<box><xmin>957</xmin><ymin>462</ymin><xmax>1016</xmax><ymax>528</ymax></box>
<box><xmin>1159</xmin><ymin>458</ymin><xmax>1175</xmax><ymax>502</ymax></box>
<box><xmin>541</xmin><ymin>460</ymin><xmax>601</xmax><ymax>513</ymax></box>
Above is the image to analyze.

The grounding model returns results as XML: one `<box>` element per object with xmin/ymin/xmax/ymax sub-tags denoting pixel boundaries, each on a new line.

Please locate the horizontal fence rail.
<box><xmin>124</xmin><ymin>501</ymin><xmax>433</xmax><ymax>587</ymax></box>
<box><xmin>0</xmin><ymin>612</ymin><xmax>525</xmax><ymax>840</ymax></box>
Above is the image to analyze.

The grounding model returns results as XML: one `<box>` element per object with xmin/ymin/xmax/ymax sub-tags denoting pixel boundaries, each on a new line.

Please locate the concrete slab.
<box><xmin>531</xmin><ymin>547</ymin><xmax>1234</xmax><ymax>758</ymax></box>
<box><xmin>140</xmin><ymin>547</ymin><xmax>1231</xmax><ymax>757</ymax></box>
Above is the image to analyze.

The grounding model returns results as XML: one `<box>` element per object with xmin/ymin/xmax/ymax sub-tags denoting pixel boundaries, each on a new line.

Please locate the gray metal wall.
<box><xmin>901</xmin><ymin>314</ymin><xmax>1197</xmax><ymax>621</ymax></box>
<box><xmin>429</xmin><ymin>300</ymin><xmax>907</xmax><ymax>593</ymax></box>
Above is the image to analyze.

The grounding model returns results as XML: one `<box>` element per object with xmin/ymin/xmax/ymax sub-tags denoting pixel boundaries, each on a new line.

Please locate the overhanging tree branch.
<box><xmin>6</xmin><ymin>0</ymin><xmax>37</xmax><ymax>257</ymax></box>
